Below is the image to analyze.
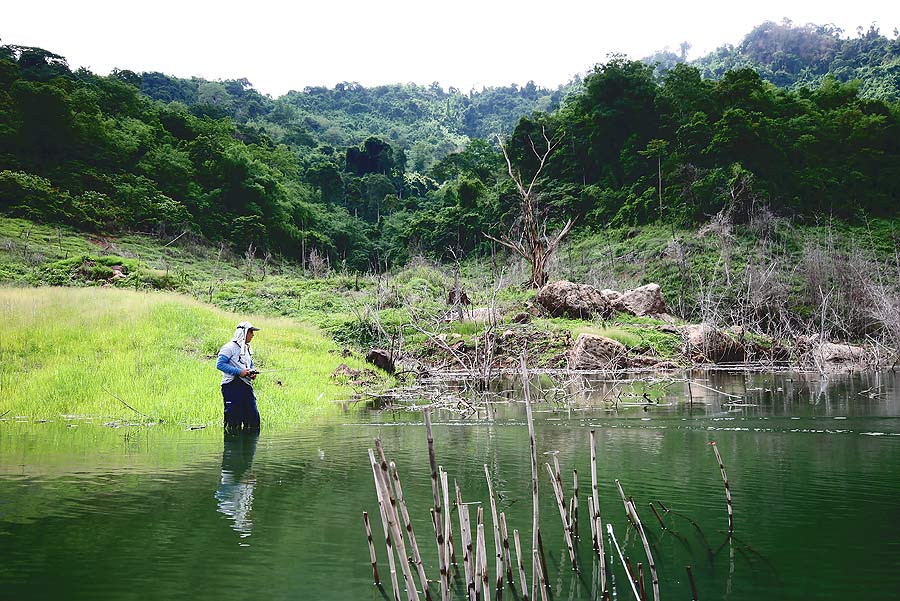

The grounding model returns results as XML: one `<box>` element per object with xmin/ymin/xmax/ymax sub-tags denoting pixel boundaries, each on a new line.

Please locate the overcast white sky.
<box><xmin>4</xmin><ymin>1</ymin><xmax>899</xmax><ymax>97</ymax></box>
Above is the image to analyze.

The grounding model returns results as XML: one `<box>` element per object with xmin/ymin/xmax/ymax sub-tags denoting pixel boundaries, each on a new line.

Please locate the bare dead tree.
<box><xmin>484</xmin><ymin>129</ymin><xmax>575</xmax><ymax>289</ymax></box>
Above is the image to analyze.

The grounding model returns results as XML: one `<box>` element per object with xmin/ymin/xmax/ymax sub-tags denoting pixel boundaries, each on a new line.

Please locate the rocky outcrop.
<box><xmin>617</xmin><ymin>283</ymin><xmax>667</xmax><ymax>317</ymax></box>
<box><xmin>679</xmin><ymin>323</ymin><xmax>745</xmax><ymax>363</ymax></box>
<box><xmin>568</xmin><ymin>334</ymin><xmax>628</xmax><ymax>370</ymax></box>
<box><xmin>536</xmin><ymin>280</ymin><xmax>612</xmax><ymax>319</ymax></box>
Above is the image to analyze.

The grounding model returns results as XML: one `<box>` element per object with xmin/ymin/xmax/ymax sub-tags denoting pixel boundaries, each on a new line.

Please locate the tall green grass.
<box><xmin>0</xmin><ymin>287</ymin><xmax>381</xmax><ymax>424</ymax></box>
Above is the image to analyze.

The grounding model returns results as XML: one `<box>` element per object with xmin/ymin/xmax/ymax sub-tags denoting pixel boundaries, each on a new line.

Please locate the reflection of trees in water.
<box><xmin>215</xmin><ymin>432</ymin><xmax>259</xmax><ymax>537</ymax></box>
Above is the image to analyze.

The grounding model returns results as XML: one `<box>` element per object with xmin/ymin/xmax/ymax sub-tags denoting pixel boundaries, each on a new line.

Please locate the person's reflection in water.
<box><xmin>215</xmin><ymin>431</ymin><xmax>259</xmax><ymax>538</ymax></box>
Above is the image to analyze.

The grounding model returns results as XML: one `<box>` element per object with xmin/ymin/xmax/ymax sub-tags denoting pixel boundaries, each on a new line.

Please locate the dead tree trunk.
<box><xmin>484</xmin><ymin>128</ymin><xmax>575</xmax><ymax>289</ymax></box>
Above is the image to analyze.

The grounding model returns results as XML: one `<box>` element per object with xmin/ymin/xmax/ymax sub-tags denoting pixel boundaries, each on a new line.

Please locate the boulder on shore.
<box><xmin>679</xmin><ymin>323</ymin><xmax>745</xmax><ymax>363</ymax></box>
<box><xmin>568</xmin><ymin>334</ymin><xmax>628</xmax><ymax>370</ymax></box>
<box><xmin>536</xmin><ymin>280</ymin><xmax>612</xmax><ymax>319</ymax></box>
<box><xmin>617</xmin><ymin>283</ymin><xmax>668</xmax><ymax>317</ymax></box>
<box><xmin>810</xmin><ymin>341</ymin><xmax>867</xmax><ymax>370</ymax></box>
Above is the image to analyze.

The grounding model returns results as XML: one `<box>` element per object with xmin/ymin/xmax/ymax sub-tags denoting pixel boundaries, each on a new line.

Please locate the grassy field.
<box><xmin>0</xmin><ymin>287</ymin><xmax>381</xmax><ymax>425</ymax></box>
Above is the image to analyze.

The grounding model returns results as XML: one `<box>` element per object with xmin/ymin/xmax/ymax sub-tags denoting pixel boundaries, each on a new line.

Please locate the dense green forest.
<box><xmin>1</xmin><ymin>20</ymin><xmax>899</xmax><ymax>274</ymax></box>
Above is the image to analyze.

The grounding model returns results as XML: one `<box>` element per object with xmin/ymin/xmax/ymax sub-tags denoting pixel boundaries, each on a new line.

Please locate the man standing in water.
<box><xmin>216</xmin><ymin>321</ymin><xmax>261</xmax><ymax>431</ymax></box>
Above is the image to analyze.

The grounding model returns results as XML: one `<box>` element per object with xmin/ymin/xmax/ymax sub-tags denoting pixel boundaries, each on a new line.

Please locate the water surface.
<box><xmin>2</xmin><ymin>370</ymin><xmax>899</xmax><ymax>600</ymax></box>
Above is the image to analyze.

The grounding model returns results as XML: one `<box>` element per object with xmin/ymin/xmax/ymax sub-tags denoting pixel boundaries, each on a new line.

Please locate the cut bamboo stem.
<box><xmin>484</xmin><ymin>464</ymin><xmax>504</xmax><ymax>600</ymax></box>
<box><xmin>456</xmin><ymin>484</ymin><xmax>474</xmax><ymax>601</ymax></box>
<box><xmin>588</xmin><ymin>497</ymin><xmax>597</xmax><ymax>551</ymax></box>
<box><xmin>520</xmin><ymin>354</ymin><xmax>541</xmax><ymax>601</ymax></box>
<box><xmin>499</xmin><ymin>512</ymin><xmax>514</xmax><ymax>585</ymax></box>
<box><xmin>370</xmin><ymin>449</ymin><xmax>400</xmax><ymax>601</ymax></box>
<box><xmin>710</xmin><ymin>441</ymin><xmax>734</xmax><ymax>534</ymax></box>
<box><xmin>478</xmin><ymin>521</ymin><xmax>490</xmax><ymax>601</ymax></box>
<box><xmin>391</xmin><ymin>461</ymin><xmax>432</xmax><ymax>601</ymax></box>
<box><xmin>623</xmin><ymin>490</ymin><xmax>660</xmax><ymax>601</ymax></box>
<box><xmin>513</xmin><ymin>528</ymin><xmax>529</xmax><ymax>601</ymax></box>
<box><xmin>615</xmin><ymin>479</ymin><xmax>635</xmax><ymax>525</ymax></box>
<box><xmin>572</xmin><ymin>469</ymin><xmax>579</xmax><ymax>539</ymax></box>
<box><xmin>374</xmin><ymin>447</ymin><xmax>421</xmax><ymax>601</ymax></box>
<box><xmin>590</xmin><ymin>430</ymin><xmax>606</xmax><ymax>593</ymax></box>
<box><xmin>606</xmin><ymin>523</ymin><xmax>641</xmax><ymax>601</ymax></box>
<box><xmin>545</xmin><ymin>462</ymin><xmax>577</xmax><ymax>569</ymax></box>
<box><xmin>363</xmin><ymin>511</ymin><xmax>381</xmax><ymax>586</ymax></box>
<box><xmin>638</xmin><ymin>562</ymin><xmax>645</xmax><ymax>601</ymax></box>
<box><xmin>533</xmin><ymin>549</ymin><xmax>549</xmax><ymax>601</ymax></box>
<box><xmin>440</xmin><ymin>467</ymin><xmax>454</xmax><ymax>580</ymax></box>
<box><xmin>424</xmin><ymin>410</ymin><xmax>448</xmax><ymax>601</ymax></box>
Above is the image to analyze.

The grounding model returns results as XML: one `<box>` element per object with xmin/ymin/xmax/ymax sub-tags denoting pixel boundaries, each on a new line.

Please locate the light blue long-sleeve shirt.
<box><xmin>217</xmin><ymin>341</ymin><xmax>254</xmax><ymax>386</ymax></box>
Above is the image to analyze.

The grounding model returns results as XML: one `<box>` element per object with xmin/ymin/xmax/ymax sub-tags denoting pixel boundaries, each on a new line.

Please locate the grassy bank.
<box><xmin>0</xmin><ymin>287</ymin><xmax>380</xmax><ymax>424</ymax></box>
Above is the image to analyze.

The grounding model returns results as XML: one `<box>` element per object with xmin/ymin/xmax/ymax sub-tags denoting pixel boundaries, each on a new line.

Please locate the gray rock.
<box><xmin>536</xmin><ymin>280</ymin><xmax>612</xmax><ymax>319</ymax></box>
<box><xmin>618</xmin><ymin>283</ymin><xmax>668</xmax><ymax>317</ymax></box>
<box><xmin>679</xmin><ymin>323</ymin><xmax>745</xmax><ymax>363</ymax></box>
<box><xmin>569</xmin><ymin>334</ymin><xmax>628</xmax><ymax>370</ymax></box>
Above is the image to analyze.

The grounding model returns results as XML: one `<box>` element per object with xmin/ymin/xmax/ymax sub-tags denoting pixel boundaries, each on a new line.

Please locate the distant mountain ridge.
<box><xmin>646</xmin><ymin>20</ymin><xmax>900</xmax><ymax>100</ymax></box>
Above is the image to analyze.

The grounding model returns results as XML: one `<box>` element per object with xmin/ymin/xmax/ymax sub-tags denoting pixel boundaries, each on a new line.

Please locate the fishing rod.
<box><xmin>101</xmin><ymin>385</ymin><xmax>161</xmax><ymax>422</ymax></box>
<box><xmin>249</xmin><ymin>367</ymin><xmax>307</xmax><ymax>375</ymax></box>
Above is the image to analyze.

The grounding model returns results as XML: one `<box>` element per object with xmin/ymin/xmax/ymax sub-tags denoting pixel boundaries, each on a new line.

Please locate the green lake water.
<box><xmin>2</xmin><ymin>370</ymin><xmax>900</xmax><ymax>600</ymax></box>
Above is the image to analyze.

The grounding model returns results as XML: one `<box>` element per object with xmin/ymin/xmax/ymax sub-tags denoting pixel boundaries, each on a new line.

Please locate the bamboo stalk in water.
<box><xmin>363</xmin><ymin>511</ymin><xmax>381</xmax><ymax>586</ymax></box>
<box><xmin>709</xmin><ymin>441</ymin><xmax>734</xmax><ymax>534</ymax></box>
<box><xmin>484</xmin><ymin>465</ymin><xmax>504</xmax><ymax>600</ymax></box>
<box><xmin>374</xmin><ymin>447</ymin><xmax>422</xmax><ymax>601</ymax></box>
<box><xmin>624</xmin><ymin>491</ymin><xmax>660</xmax><ymax>601</ymax></box>
<box><xmin>391</xmin><ymin>461</ymin><xmax>432</xmax><ymax>601</ymax></box>
<box><xmin>589</xmin><ymin>430</ymin><xmax>607</xmax><ymax>593</ymax></box>
<box><xmin>478</xmin><ymin>520</ymin><xmax>490</xmax><ymax>601</ymax></box>
<box><xmin>638</xmin><ymin>562</ymin><xmax>645</xmax><ymax>601</ymax></box>
<box><xmin>424</xmin><ymin>410</ymin><xmax>448</xmax><ymax>601</ymax></box>
<box><xmin>533</xmin><ymin>549</ymin><xmax>549</xmax><ymax>601</ymax></box>
<box><xmin>606</xmin><ymin>523</ymin><xmax>641</xmax><ymax>601</ymax></box>
<box><xmin>572</xmin><ymin>469</ymin><xmax>579</xmax><ymax>539</ymax></box>
<box><xmin>499</xmin><ymin>512</ymin><xmax>513</xmax><ymax>585</ymax></box>
<box><xmin>474</xmin><ymin>507</ymin><xmax>484</xmax><ymax>601</ymax></box>
<box><xmin>649</xmin><ymin>503</ymin><xmax>666</xmax><ymax>530</ymax></box>
<box><xmin>686</xmin><ymin>565</ymin><xmax>698</xmax><ymax>600</ymax></box>
<box><xmin>368</xmin><ymin>448</ymin><xmax>408</xmax><ymax>601</ymax></box>
<box><xmin>545</xmin><ymin>462</ymin><xmax>577</xmax><ymax>569</ymax></box>
<box><xmin>440</xmin><ymin>468</ymin><xmax>454</xmax><ymax>577</ymax></box>
<box><xmin>588</xmin><ymin>497</ymin><xmax>597</xmax><ymax>551</ymax></box>
<box><xmin>513</xmin><ymin>528</ymin><xmax>529</xmax><ymax>601</ymax></box>
<box><xmin>456</xmin><ymin>484</ymin><xmax>474</xmax><ymax>601</ymax></box>
<box><xmin>520</xmin><ymin>354</ymin><xmax>541</xmax><ymax>601</ymax></box>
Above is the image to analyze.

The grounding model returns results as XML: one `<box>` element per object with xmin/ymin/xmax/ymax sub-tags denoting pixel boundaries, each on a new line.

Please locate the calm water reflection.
<box><xmin>1</xmin><ymin>370</ymin><xmax>899</xmax><ymax>600</ymax></box>
<box><xmin>215</xmin><ymin>432</ymin><xmax>259</xmax><ymax>538</ymax></box>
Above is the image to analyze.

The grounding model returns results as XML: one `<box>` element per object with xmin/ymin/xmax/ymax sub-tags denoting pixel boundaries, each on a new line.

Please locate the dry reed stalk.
<box><xmin>686</xmin><ymin>565</ymin><xmax>698</xmax><ymax>600</ymax></box>
<box><xmin>513</xmin><ymin>528</ymin><xmax>529</xmax><ymax>601</ymax></box>
<box><xmin>606</xmin><ymin>523</ymin><xmax>641</xmax><ymax>601</ymax></box>
<box><xmin>638</xmin><ymin>563</ymin><xmax>645</xmax><ymax>601</ymax></box>
<box><xmin>589</xmin><ymin>430</ymin><xmax>607</xmax><ymax>592</ymax></box>
<box><xmin>474</xmin><ymin>508</ymin><xmax>484</xmax><ymax>601</ymax></box>
<box><xmin>463</xmin><ymin>504</ymin><xmax>477</xmax><ymax>601</ymax></box>
<box><xmin>533</xmin><ymin>549</ymin><xmax>549</xmax><ymax>601</ymax></box>
<box><xmin>499</xmin><ymin>512</ymin><xmax>513</xmax><ymax>585</ymax></box>
<box><xmin>545</xmin><ymin>462</ymin><xmax>577</xmax><ymax>569</ymax></box>
<box><xmin>456</xmin><ymin>485</ymin><xmax>474</xmax><ymax>600</ymax></box>
<box><xmin>484</xmin><ymin>465</ymin><xmax>505</xmax><ymax>600</ymax></box>
<box><xmin>588</xmin><ymin>497</ymin><xmax>597</xmax><ymax>550</ymax></box>
<box><xmin>625</xmin><ymin>495</ymin><xmax>659</xmax><ymax>601</ymax></box>
<box><xmin>424</xmin><ymin>410</ymin><xmax>448</xmax><ymax>601</ymax></box>
<box><xmin>440</xmin><ymin>468</ymin><xmax>454</xmax><ymax>577</ymax></box>
<box><xmin>552</xmin><ymin>455</ymin><xmax>566</xmax><ymax>511</ymax></box>
<box><xmin>615</xmin><ymin>479</ymin><xmax>635</xmax><ymax>525</ymax></box>
<box><xmin>478</xmin><ymin>521</ymin><xmax>490</xmax><ymax>601</ymax></box>
<box><xmin>363</xmin><ymin>511</ymin><xmax>381</xmax><ymax>586</ymax></box>
<box><xmin>375</xmin><ymin>447</ymin><xmax>422</xmax><ymax>601</ymax></box>
<box><xmin>369</xmin><ymin>449</ymin><xmax>400</xmax><ymax>601</ymax></box>
<box><xmin>710</xmin><ymin>441</ymin><xmax>734</xmax><ymax>534</ymax></box>
<box><xmin>520</xmin><ymin>354</ymin><xmax>541</xmax><ymax>601</ymax></box>
<box><xmin>572</xmin><ymin>469</ymin><xmax>579</xmax><ymax>539</ymax></box>
<box><xmin>390</xmin><ymin>461</ymin><xmax>432</xmax><ymax>601</ymax></box>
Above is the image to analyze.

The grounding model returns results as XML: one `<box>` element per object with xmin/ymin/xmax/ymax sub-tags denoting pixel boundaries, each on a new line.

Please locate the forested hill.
<box><xmin>137</xmin><ymin>72</ymin><xmax>579</xmax><ymax>171</ymax></box>
<box><xmin>2</xmin><ymin>26</ymin><xmax>900</xmax><ymax>275</ymax></box>
<box><xmin>647</xmin><ymin>20</ymin><xmax>900</xmax><ymax>100</ymax></box>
